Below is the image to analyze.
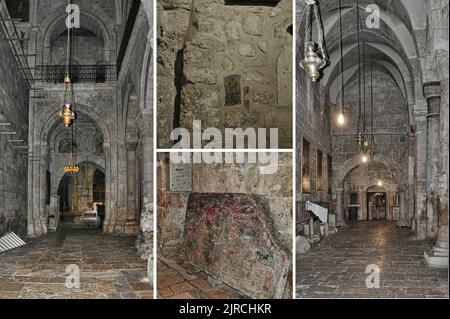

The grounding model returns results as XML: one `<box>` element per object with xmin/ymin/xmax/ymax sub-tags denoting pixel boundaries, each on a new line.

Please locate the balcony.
<box><xmin>37</xmin><ymin>65</ymin><xmax>116</xmax><ymax>84</ymax></box>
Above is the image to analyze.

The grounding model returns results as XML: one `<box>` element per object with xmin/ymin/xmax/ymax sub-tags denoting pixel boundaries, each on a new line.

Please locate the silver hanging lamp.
<box><xmin>300</xmin><ymin>0</ymin><xmax>329</xmax><ymax>82</ymax></box>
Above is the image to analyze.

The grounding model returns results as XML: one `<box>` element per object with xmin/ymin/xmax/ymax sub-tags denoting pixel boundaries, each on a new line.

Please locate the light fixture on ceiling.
<box><xmin>300</xmin><ymin>0</ymin><xmax>328</xmax><ymax>82</ymax></box>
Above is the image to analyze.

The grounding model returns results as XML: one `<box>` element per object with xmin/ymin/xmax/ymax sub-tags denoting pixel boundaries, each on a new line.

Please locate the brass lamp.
<box><xmin>60</xmin><ymin>103</ymin><xmax>75</xmax><ymax>127</ymax></box>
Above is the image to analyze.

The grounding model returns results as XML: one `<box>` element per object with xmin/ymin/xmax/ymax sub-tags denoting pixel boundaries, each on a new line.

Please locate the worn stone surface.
<box><xmin>0</xmin><ymin>229</ymin><xmax>152</xmax><ymax>299</ymax></box>
<box><xmin>157</xmin><ymin>258</ymin><xmax>247</xmax><ymax>299</ymax></box>
<box><xmin>0</xmin><ymin>19</ymin><xmax>29</xmax><ymax>237</ymax></box>
<box><xmin>157</xmin><ymin>0</ymin><xmax>293</xmax><ymax>148</ymax></box>
<box><xmin>157</xmin><ymin>153</ymin><xmax>293</xmax><ymax>299</ymax></box>
<box><xmin>182</xmin><ymin>193</ymin><xmax>290</xmax><ymax>299</ymax></box>
<box><xmin>297</xmin><ymin>221</ymin><xmax>449</xmax><ymax>298</ymax></box>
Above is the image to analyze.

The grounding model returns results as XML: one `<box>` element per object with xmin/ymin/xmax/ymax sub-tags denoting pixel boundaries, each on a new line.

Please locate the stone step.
<box><xmin>424</xmin><ymin>249</ymin><xmax>449</xmax><ymax>268</ymax></box>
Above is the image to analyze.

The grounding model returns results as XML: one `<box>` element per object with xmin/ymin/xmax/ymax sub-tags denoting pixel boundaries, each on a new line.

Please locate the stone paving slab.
<box><xmin>0</xmin><ymin>229</ymin><xmax>152</xmax><ymax>299</ymax></box>
<box><xmin>296</xmin><ymin>221</ymin><xmax>449</xmax><ymax>299</ymax></box>
<box><xmin>157</xmin><ymin>258</ymin><xmax>249</xmax><ymax>299</ymax></box>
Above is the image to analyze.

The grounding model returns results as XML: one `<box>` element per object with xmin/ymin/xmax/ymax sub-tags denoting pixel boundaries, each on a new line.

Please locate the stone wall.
<box><xmin>157</xmin><ymin>152</ymin><xmax>292</xmax><ymax>297</ymax></box>
<box><xmin>50</xmin><ymin>33</ymin><xmax>104</xmax><ymax>64</ymax></box>
<box><xmin>343</xmin><ymin>162</ymin><xmax>400</xmax><ymax>221</ymax></box>
<box><xmin>296</xmin><ymin>41</ymin><xmax>332</xmax><ymax>214</ymax></box>
<box><xmin>158</xmin><ymin>153</ymin><xmax>293</xmax><ymax>259</ymax></box>
<box><xmin>330</xmin><ymin>72</ymin><xmax>411</xmax><ymax>225</ymax></box>
<box><xmin>157</xmin><ymin>0</ymin><xmax>293</xmax><ymax>148</ymax></box>
<box><xmin>0</xmin><ymin>28</ymin><xmax>29</xmax><ymax>237</ymax></box>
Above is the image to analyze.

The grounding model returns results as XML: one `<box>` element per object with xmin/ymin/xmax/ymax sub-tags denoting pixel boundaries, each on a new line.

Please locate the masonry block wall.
<box><xmin>157</xmin><ymin>0</ymin><xmax>293</xmax><ymax>148</ymax></box>
<box><xmin>330</xmin><ymin>71</ymin><xmax>411</xmax><ymax>223</ymax></box>
<box><xmin>158</xmin><ymin>153</ymin><xmax>293</xmax><ymax>258</ymax></box>
<box><xmin>157</xmin><ymin>152</ymin><xmax>292</xmax><ymax>298</ymax></box>
<box><xmin>0</xmin><ymin>30</ymin><xmax>29</xmax><ymax>237</ymax></box>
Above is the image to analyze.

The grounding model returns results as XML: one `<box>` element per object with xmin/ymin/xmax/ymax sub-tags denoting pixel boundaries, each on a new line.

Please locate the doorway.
<box><xmin>57</xmin><ymin>162</ymin><xmax>106</xmax><ymax>228</ymax></box>
<box><xmin>367</xmin><ymin>192</ymin><xmax>387</xmax><ymax>220</ymax></box>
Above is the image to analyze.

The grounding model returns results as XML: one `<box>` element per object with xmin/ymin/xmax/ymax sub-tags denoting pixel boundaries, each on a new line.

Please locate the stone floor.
<box><xmin>297</xmin><ymin>221</ymin><xmax>449</xmax><ymax>299</ymax></box>
<box><xmin>0</xmin><ymin>229</ymin><xmax>152</xmax><ymax>299</ymax></box>
<box><xmin>157</xmin><ymin>258</ymin><xmax>248</xmax><ymax>299</ymax></box>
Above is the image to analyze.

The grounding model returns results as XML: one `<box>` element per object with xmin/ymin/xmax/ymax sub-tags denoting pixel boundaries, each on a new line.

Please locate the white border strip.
<box><xmin>152</xmin><ymin>0</ymin><xmax>158</xmax><ymax>300</ymax></box>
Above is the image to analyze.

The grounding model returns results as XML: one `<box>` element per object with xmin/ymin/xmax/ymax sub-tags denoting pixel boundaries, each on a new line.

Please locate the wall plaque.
<box><xmin>170</xmin><ymin>162</ymin><xmax>192</xmax><ymax>192</ymax></box>
<box><xmin>224</xmin><ymin>75</ymin><xmax>242</xmax><ymax>106</ymax></box>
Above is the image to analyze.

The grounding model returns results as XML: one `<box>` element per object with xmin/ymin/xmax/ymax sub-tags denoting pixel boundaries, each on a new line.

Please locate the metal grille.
<box><xmin>0</xmin><ymin>232</ymin><xmax>26</xmax><ymax>253</ymax></box>
<box><xmin>37</xmin><ymin>65</ymin><xmax>116</xmax><ymax>83</ymax></box>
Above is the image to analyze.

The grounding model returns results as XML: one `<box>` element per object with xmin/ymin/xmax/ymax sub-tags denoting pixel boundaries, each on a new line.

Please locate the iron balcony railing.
<box><xmin>37</xmin><ymin>65</ymin><xmax>117</xmax><ymax>84</ymax></box>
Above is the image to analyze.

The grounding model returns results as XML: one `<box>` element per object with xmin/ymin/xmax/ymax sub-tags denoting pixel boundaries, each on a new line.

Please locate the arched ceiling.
<box><xmin>297</xmin><ymin>0</ymin><xmax>426</xmax><ymax>119</ymax></box>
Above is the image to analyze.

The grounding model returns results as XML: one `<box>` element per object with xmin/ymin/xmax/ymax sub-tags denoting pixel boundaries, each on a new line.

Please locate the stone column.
<box><xmin>424</xmin><ymin>82</ymin><xmax>441</xmax><ymax>239</ymax></box>
<box><xmin>136</xmin><ymin>111</ymin><xmax>153</xmax><ymax>258</ymax></box>
<box><xmin>407</xmin><ymin>132</ymin><xmax>415</xmax><ymax>227</ymax></box>
<box><xmin>103</xmin><ymin>142</ymin><xmax>114</xmax><ymax>233</ymax></box>
<box><xmin>436</xmin><ymin>79</ymin><xmax>449</xmax><ymax>252</ymax></box>
<box><xmin>335</xmin><ymin>188</ymin><xmax>344</xmax><ymax>226</ymax></box>
<box><xmin>426</xmin><ymin>80</ymin><xmax>449</xmax><ymax>267</ymax></box>
<box><xmin>413</xmin><ymin>107</ymin><xmax>428</xmax><ymax>240</ymax></box>
<box><xmin>125</xmin><ymin>141</ymin><xmax>139</xmax><ymax>235</ymax></box>
<box><xmin>397</xmin><ymin>185</ymin><xmax>407</xmax><ymax>227</ymax></box>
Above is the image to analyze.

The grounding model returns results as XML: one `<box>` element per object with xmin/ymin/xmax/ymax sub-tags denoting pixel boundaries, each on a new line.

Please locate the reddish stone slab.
<box><xmin>182</xmin><ymin>193</ymin><xmax>290</xmax><ymax>299</ymax></box>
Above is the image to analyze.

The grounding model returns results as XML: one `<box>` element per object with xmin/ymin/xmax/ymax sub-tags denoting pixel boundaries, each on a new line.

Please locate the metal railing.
<box><xmin>37</xmin><ymin>65</ymin><xmax>116</xmax><ymax>83</ymax></box>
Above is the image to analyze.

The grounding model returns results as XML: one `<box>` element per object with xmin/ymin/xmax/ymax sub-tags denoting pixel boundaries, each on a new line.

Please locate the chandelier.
<box><xmin>59</xmin><ymin>0</ymin><xmax>75</xmax><ymax>128</ymax></box>
<box><xmin>300</xmin><ymin>0</ymin><xmax>328</xmax><ymax>82</ymax></box>
<box><xmin>353</xmin><ymin>0</ymin><xmax>377</xmax><ymax>161</ymax></box>
<box><xmin>61</xmin><ymin>0</ymin><xmax>79</xmax><ymax>174</ymax></box>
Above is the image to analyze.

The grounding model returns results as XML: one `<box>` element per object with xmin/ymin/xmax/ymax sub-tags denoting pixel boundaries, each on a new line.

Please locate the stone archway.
<box><xmin>55</xmin><ymin>161</ymin><xmax>106</xmax><ymax>229</ymax></box>
<box><xmin>28</xmin><ymin>104</ymin><xmax>112</xmax><ymax>238</ymax></box>
<box><xmin>333</xmin><ymin>154</ymin><xmax>407</xmax><ymax>226</ymax></box>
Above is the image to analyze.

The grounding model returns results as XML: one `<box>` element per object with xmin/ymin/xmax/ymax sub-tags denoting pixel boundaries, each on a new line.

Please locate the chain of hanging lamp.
<box><xmin>62</xmin><ymin>0</ymin><xmax>79</xmax><ymax>174</ymax></box>
<box><xmin>336</xmin><ymin>0</ymin><xmax>345</xmax><ymax>125</ymax></box>
<box><xmin>354</xmin><ymin>0</ymin><xmax>370</xmax><ymax>155</ymax></box>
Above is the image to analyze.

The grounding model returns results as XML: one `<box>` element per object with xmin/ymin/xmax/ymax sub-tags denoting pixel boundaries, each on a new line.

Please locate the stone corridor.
<box><xmin>0</xmin><ymin>229</ymin><xmax>151</xmax><ymax>299</ymax></box>
<box><xmin>297</xmin><ymin>222</ymin><xmax>449</xmax><ymax>299</ymax></box>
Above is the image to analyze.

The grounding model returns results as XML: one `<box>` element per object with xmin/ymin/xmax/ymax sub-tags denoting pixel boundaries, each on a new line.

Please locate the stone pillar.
<box><xmin>397</xmin><ymin>186</ymin><xmax>407</xmax><ymax>227</ymax></box>
<box><xmin>125</xmin><ymin>141</ymin><xmax>139</xmax><ymax>235</ymax></box>
<box><xmin>426</xmin><ymin>80</ymin><xmax>449</xmax><ymax>267</ymax></box>
<box><xmin>407</xmin><ymin>132</ymin><xmax>415</xmax><ymax>227</ymax></box>
<box><xmin>424</xmin><ymin>82</ymin><xmax>441</xmax><ymax>239</ymax></box>
<box><xmin>103</xmin><ymin>142</ymin><xmax>115</xmax><ymax>233</ymax></box>
<box><xmin>413</xmin><ymin>107</ymin><xmax>428</xmax><ymax>240</ymax></box>
<box><xmin>136</xmin><ymin>111</ymin><xmax>153</xmax><ymax>258</ymax></box>
<box><xmin>335</xmin><ymin>188</ymin><xmax>345</xmax><ymax>226</ymax></box>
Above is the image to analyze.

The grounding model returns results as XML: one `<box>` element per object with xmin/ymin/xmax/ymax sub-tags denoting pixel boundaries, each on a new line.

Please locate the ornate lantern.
<box><xmin>300</xmin><ymin>0</ymin><xmax>328</xmax><ymax>82</ymax></box>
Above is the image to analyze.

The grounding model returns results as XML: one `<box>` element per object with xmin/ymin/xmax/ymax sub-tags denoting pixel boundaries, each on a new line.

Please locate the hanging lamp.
<box><xmin>300</xmin><ymin>0</ymin><xmax>328</xmax><ymax>82</ymax></box>
<box><xmin>336</xmin><ymin>0</ymin><xmax>345</xmax><ymax>126</ymax></box>
<box><xmin>62</xmin><ymin>0</ymin><xmax>79</xmax><ymax>174</ymax></box>
<box><xmin>60</xmin><ymin>0</ymin><xmax>75</xmax><ymax>128</ymax></box>
<box><xmin>354</xmin><ymin>0</ymin><xmax>371</xmax><ymax>156</ymax></box>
